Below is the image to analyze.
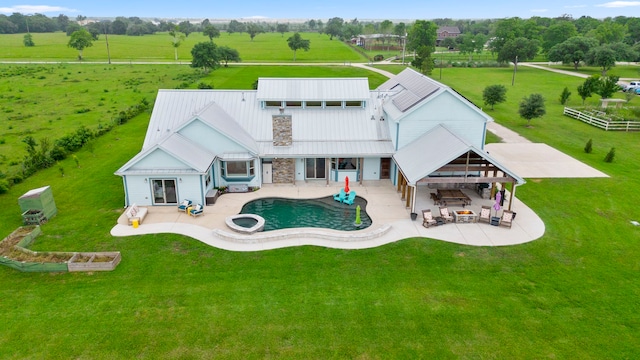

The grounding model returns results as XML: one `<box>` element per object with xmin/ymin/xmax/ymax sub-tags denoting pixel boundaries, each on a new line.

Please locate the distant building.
<box><xmin>437</xmin><ymin>26</ymin><xmax>461</xmax><ymax>46</ymax></box>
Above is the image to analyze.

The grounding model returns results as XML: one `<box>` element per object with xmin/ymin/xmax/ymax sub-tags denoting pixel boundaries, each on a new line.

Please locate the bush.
<box><xmin>584</xmin><ymin>139</ymin><xmax>593</xmax><ymax>154</ymax></box>
<box><xmin>0</xmin><ymin>179</ymin><xmax>9</xmax><ymax>194</ymax></box>
<box><xmin>373</xmin><ymin>54</ymin><xmax>384</xmax><ymax>61</ymax></box>
<box><xmin>604</xmin><ymin>147</ymin><xmax>615</xmax><ymax>163</ymax></box>
<box><xmin>197</xmin><ymin>82</ymin><xmax>214</xmax><ymax>89</ymax></box>
<box><xmin>560</xmin><ymin>87</ymin><xmax>571</xmax><ymax>105</ymax></box>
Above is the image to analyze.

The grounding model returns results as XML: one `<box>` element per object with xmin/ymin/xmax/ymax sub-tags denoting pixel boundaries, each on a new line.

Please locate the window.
<box><xmin>305</xmin><ymin>101</ymin><xmax>322</xmax><ymax>108</ymax></box>
<box><xmin>205</xmin><ymin>171</ymin><xmax>211</xmax><ymax>188</ymax></box>
<box><xmin>337</xmin><ymin>158</ymin><xmax>356</xmax><ymax>170</ymax></box>
<box><xmin>221</xmin><ymin>160</ymin><xmax>255</xmax><ymax>180</ymax></box>
<box><xmin>285</xmin><ymin>101</ymin><xmax>302</xmax><ymax>108</ymax></box>
<box><xmin>325</xmin><ymin>101</ymin><xmax>342</xmax><ymax>107</ymax></box>
<box><xmin>345</xmin><ymin>101</ymin><xmax>363</xmax><ymax>108</ymax></box>
<box><xmin>265</xmin><ymin>101</ymin><xmax>282</xmax><ymax>107</ymax></box>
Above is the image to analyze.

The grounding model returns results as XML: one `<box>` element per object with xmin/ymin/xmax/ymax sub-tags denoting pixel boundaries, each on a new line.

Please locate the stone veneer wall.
<box><xmin>272</xmin><ymin>158</ymin><xmax>295</xmax><ymax>184</ymax></box>
<box><xmin>272</xmin><ymin>114</ymin><xmax>292</xmax><ymax>146</ymax></box>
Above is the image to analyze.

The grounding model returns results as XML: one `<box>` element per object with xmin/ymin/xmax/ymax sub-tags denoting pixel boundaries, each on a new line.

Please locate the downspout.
<box><xmin>200</xmin><ymin>175</ymin><xmax>205</xmax><ymax>206</ymax></box>
<box><xmin>123</xmin><ymin>176</ymin><xmax>130</xmax><ymax>207</ymax></box>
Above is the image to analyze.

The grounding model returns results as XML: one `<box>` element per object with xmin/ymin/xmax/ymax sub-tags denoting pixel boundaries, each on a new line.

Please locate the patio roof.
<box><xmin>393</xmin><ymin>124</ymin><xmax>525</xmax><ymax>185</ymax></box>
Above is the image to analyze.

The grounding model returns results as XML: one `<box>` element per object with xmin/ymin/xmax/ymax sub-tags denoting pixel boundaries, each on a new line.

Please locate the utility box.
<box><xmin>19</xmin><ymin>186</ymin><xmax>57</xmax><ymax>221</ymax></box>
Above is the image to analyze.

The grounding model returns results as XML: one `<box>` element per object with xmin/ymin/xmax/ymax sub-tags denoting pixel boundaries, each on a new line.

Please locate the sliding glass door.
<box><xmin>152</xmin><ymin>179</ymin><xmax>177</xmax><ymax>205</ymax></box>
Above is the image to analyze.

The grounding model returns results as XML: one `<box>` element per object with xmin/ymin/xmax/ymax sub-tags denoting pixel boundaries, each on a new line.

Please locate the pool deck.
<box><xmin>111</xmin><ymin>180</ymin><xmax>546</xmax><ymax>251</ymax></box>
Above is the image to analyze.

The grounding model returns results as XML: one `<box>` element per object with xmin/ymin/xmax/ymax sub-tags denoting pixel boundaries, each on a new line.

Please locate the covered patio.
<box><xmin>392</xmin><ymin>125</ymin><xmax>525</xmax><ymax>215</ymax></box>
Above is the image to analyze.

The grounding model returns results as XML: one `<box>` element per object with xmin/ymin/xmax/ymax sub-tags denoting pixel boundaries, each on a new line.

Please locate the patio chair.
<box><xmin>478</xmin><ymin>205</ymin><xmax>491</xmax><ymax>224</ymax></box>
<box><xmin>189</xmin><ymin>204</ymin><xmax>204</xmax><ymax>217</ymax></box>
<box><xmin>177</xmin><ymin>199</ymin><xmax>192</xmax><ymax>212</ymax></box>
<box><xmin>422</xmin><ymin>209</ymin><xmax>437</xmax><ymax>228</ymax></box>
<box><xmin>343</xmin><ymin>191</ymin><xmax>357</xmax><ymax>205</ymax></box>
<box><xmin>439</xmin><ymin>207</ymin><xmax>454</xmax><ymax>223</ymax></box>
<box><xmin>499</xmin><ymin>210</ymin><xmax>514</xmax><ymax>229</ymax></box>
<box><xmin>333</xmin><ymin>189</ymin><xmax>347</xmax><ymax>203</ymax></box>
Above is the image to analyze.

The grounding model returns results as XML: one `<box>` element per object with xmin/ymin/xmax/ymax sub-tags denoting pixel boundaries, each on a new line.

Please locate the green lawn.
<box><xmin>546</xmin><ymin>64</ymin><xmax>640</xmax><ymax>79</ymax></box>
<box><xmin>1</xmin><ymin>64</ymin><xmax>640</xmax><ymax>358</ymax></box>
<box><xmin>0</xmin><ymin>31</ymin><xmax>366</xmax><ymax>63</ymax></box>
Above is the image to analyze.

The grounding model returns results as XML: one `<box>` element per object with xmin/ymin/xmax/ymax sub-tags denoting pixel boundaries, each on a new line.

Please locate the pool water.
<box><xmin>240</xmin><ymin>196</ymin><xmax>372</xmax><ymax>231</ymax></box>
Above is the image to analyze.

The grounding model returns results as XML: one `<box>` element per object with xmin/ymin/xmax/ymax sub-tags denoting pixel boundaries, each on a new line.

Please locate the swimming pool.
<box><xmin>239</xmin><ymin>196</ymin><xmax>372</xmax><ymax>231</ymax></box>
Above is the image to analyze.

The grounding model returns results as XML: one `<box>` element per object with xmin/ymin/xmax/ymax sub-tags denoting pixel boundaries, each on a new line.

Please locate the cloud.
<box><xmin>596</xmin><ymin>1</ymin><xmax>640</xmax><ymax>7</ymax></box>
<box><xmin>0</xmin><ymin>5</ymin><xmax>78</xmax><ymax>14</ymax></box>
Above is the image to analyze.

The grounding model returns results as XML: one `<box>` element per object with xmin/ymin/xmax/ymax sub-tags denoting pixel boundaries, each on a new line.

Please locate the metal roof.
<box><xmin>141</xmin><ymin>86</ymin><xmax>394</xmax><ymax>159</ymax></box>
<box><xmin>378</xmin><ymin>68</ymin><xmax>441</xmax><ymax>113</ymax></box>
<box><xmin>393</xmin><ymin>124</ymin><xmax>524</xmax><ymax>185</ymax></box>
<box><xmin>256</xmin><ymin>78</ymin><xmax>371</xmax><ymax>101</ymax></box>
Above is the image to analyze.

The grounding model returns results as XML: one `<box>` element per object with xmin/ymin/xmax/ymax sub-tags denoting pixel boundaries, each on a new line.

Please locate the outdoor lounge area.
<box><xmin>112</xmin><ymin>180</ymin><xmax>545</xmax><ymax>249</ymax></box>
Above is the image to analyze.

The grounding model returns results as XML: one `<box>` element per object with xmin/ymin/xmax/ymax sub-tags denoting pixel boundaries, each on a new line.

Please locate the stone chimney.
<box><xmin>272</xmin><ymin>113</ymin><xmax>292</xmax><ymax>146</ymax></box>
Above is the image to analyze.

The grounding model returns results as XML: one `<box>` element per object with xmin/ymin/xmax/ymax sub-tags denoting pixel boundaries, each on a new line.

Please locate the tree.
<box><xmin>287</xmin><ymin>32</ymin><xmax>310</xmax><ymax>61</ymax></box>
<box><xmin>190</xmin><ymin>41</ymin><xmax>220</xmax><ymax>72</ymax></box>
<box><xmin>324</xmin><ymin>17</ymin><xmax>344</xmax><ymax>40</ymax></box>
<box><xmin>519</xmin><ymin>94</ymin><xmax>546</xmax><ymax>126</ymax></box>
<box><xmin>67</xmin><ymin>28</ymin><xmax>94</xmax><ymax>60</ymax></box>
<box><xmin>217</xmin><ymin>46</ymin><xmax>241</xmax><ymax>67</ymax></box>
<box><xmin>246</xmin><ymin>23</ymin><xmax>263</xmax><ymax>41</ymax></box>
<box><xmin>547</xmin><ymin>36</ymin><xmax>599</xmax><ymax>70</ymax></box>
<box><xmin>228</xmin><ymin>20</ymin><xmax>245</xmax><ymax>34</ymax></box>
<box><xmin>589</xmin><ymin>21</ymin><xmax>626</xmax><ymax>44</ymax></box>
<box><xmin>276</xmin><ymin>23</ymin><xmax>289</xmax><ymax>37</ymax></box>
<box><xmin>407</xmin><ymin>20</ymin><xmax>438</xmax><ymax>75</ymax></box>
<box><xmin>169</xmin><ymin>26</ymin><xmax>185</xmax><ymax>61</ymax></box>
<box><xmin>111</xmin><ymin>18</ymin><xmax>128</xmax><ymax>34</ymax></box>
<box><xmin>542</xmin><ymin>21</ymin><xmax>578</xmax><ymax>53</ymax></box>
<box><xmin>577</xmin><ymin>76</ymin><xmax>598</xmax><ymax>105</ymax></box>
<box><xmin>307</xmin><ymin>19</ymin><xmax>317</xmax><ymax>32</ymax></box>
<box><xmin>497</xmin><ymin>37</ymin><xmax>539</xmax><ymax>65</ymax></box>
<box><xmin>489</xmin><ymin>18</ymin><xmax>525</xmax><ymax>55</ymax></box>
<box><xmin>178</xmin><ymin>21</ymin><xmax>194</xmax><ymax>37</ymax></box>
<box><xmin>559</xmin><ymin>87</ymin><xmax>571</xmax><ymax>105</ymax></box>
<box><xmin>441</xmin><ymin>37</ymin><xmax>457</xmax><ymax>50</ymax></box>
<box><xmin>482</xmin><ymin>85</ymin><xmax>507</xmax><ymax>110</ymax></box>
<box><xmin>585</xmin><ymin>45</ymin><xmax>617</xmax><ymax>75</ymax></box>
<box><xmin>594</xmin><ymin>75</ymin><xmax>621</xmax><ymax>99</ymax></box>
<box><xmin>23</xmin><ymin>33</ymin><xmax>34</xmax><ymax>47</ymax></box>
<box><xmin>202</xmin><ymin>25</ymin><xmax>220</xmax><ymax>42</ymax></box>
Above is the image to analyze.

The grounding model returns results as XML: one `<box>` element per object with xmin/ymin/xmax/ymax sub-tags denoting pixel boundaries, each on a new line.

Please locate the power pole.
<box><xmin>511</xmin><ymin>55</ymin><xmax>518</xmax><ymax>86</ymax></box>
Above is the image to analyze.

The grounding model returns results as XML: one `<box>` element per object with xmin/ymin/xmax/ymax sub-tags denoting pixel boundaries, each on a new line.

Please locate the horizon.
<box><xmin>1</xmin><ymin>1</ymin><xmax>640</xmax><ymax>21</ymax></box>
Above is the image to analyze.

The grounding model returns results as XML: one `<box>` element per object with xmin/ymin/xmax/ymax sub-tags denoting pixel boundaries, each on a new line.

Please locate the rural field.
<box><xmin>1</xmin><ymin>47</ymin><xmax>640</xmax><ymax>358</ymax></box>
<box><xmin>0</xmin><ymin>31</ymin><xmax>366</xmax><ymax>63</ymax></box>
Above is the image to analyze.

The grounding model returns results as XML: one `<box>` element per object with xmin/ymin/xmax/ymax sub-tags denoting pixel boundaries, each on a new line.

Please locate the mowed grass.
<box><xmin>0</xmin><ymin>31</ymin><xmax>366</xmax><ymax>63</ymax></box>
<box><xmin>1</xmin><ymin>65</ymin><xmax>640</xmax><ymax>358</ymax></box>
<box><xmin>0</xmin><ymin>64</ymin><xmax>387</xmax><ymax>178</ymax></box>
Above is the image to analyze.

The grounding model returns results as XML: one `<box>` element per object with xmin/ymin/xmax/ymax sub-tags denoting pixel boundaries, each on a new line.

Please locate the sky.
<box><xmin>1</xmin><ymin>1</ymin><xmax>640</xmax><ymax>20</ymax></box>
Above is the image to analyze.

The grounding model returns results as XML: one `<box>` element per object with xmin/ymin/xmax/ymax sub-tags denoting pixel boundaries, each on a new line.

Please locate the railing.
<box><xmin>563</xmin><ymin>107</ymin><xmax>640</xmax><ymax>131</ymax></box>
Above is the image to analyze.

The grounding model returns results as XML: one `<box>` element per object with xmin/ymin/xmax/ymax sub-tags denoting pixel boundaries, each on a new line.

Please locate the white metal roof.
<box><xmin>256</xmin><ymin>78</ymin><xmax>371</xmax><ymax>101</ymax></box>
<box><xmin>141</xmin><ymin>85</ymin><xmax>394</xmax><ymax>159</ymax></box>
<box><xmin>393</xmin><ymin>124</ymin><xmax>524</xmax><ymax>185</ymax></box>
<box><xmin>378</xmin><ymin>68</ymin><xmax>442</xmax><ymax>113</ymax></box>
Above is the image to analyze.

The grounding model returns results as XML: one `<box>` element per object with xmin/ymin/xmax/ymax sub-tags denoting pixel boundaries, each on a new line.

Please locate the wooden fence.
<box><xmin>563</xmin><ymin>107</ymin><xmax>640</xmax><ymax>131</ymax></box>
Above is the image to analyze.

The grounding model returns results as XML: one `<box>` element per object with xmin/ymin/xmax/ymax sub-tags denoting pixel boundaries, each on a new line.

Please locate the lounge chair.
<box><xmin>177</xmin><ymin>199</ymin><xmax>192</xmax><ymax>212</ymax></box>
<box><xmin>422</xmin><ymin>209</ymin><xmax>437</xmax><ymax>228</ymax></box>
<box><xmin>499</xmin><ymin>210</ymin><xmax>514</xmax><ymax>228</ymax></box>
<box><xmin>343</xmin><ymin>191</ymin><xmax>357</xmax><ymax>205</ymax></box>
<box><xmin>439</xmin><ymin>207</ymin><xmax>454</xmax><ymax>223</ymax></box>
<box><xmin>333</xmin><ymin>189</ymin><xmax>347</xmax><ymax>203</ymax></box>
<box><xmin>189</xmin><ymin>204</ymin><xmax>204</xmax><ymax>217</ymax></box>
<box><xmin>478</xmin><ymin>205</ymin><xmax>491</xmax><ymax>224</ymax></box>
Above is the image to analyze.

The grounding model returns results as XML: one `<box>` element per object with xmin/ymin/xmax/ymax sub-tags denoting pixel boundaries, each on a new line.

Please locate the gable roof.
<box><xmin>178</xmin><ymin>102</ymin><xmax>259</xmax><ymax>155</ymax></box>
<box><xmin>257</xmin><ymin>78</ymin><xmax>371</xmax><ymax>101</ymax></box>
<box><xmin>437</xmin><ymin>26</ymin><xmax>461</xmax><ymax>35</ymax></box>
<box><xmin>393</xmin><ymin>124</ymin><xmax>524</xmax><ymax>185</ymax></box>
<box><xmin>116</xmin><ymin>133</ymin><xmax>215</xmax><ymax>175</ymax></box>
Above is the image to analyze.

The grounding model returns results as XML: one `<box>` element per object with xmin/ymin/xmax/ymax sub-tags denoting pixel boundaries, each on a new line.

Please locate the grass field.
<box><xmin>1</xmin><ymin>64</ymin><xmax>640</xmax><ymax>358</ymax></box>
<box><xmin>0</xmin><ymin>31</ymin><xmax>366</xmax><ymax>63</ymax></box>
<box><xmin>0</xmin><ymin>64</ymin><xmax>388</xmax><ymax>180</ymax></box>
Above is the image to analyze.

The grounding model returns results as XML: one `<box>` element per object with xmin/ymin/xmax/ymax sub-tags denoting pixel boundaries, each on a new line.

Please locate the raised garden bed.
<box><xmin>68</xmin><ymin>252</ymin><xmax>121</xmax><ymax>272</ymax></box>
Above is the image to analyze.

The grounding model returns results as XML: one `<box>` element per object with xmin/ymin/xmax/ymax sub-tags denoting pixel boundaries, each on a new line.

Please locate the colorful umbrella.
<box><xmin>345</xmin><ymin>176</ymin><xmax>350</xmax><ymax>193</ymax></box>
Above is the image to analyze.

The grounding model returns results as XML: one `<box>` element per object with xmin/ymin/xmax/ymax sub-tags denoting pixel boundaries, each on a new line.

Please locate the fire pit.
<box><xmin>453</xmin><ymin>209</ymin><xmax>477</xmax><ymax>223</ymax></box>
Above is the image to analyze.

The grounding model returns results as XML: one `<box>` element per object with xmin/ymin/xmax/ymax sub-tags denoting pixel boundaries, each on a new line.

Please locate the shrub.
<box><xmin>604</xmin><ymin>147</ymin><xmax>615</xmax><ymax>163</ymax></box>
<box><xmin>0</xmin><ymin>179</ymin><xmax>9</xmax><ymax>194</ymax></box>
<box><xmin>197</xmin><ymin>82</ymin><xmax>214</xmax><ymax>89</ymax></box>
<box><xmin>373</xmin><ymin>54</ymin><xmax>384</xmax><ymax>61</ymax></box>
<box><xmin>560</xmin><ymin>87</ymin><xmax>571</xmax><ymax>105</ymax></box>
<box><xmin>584</xmin><ymin>139</ymin><xmax>593</xmax><ymax>154</ymax></box>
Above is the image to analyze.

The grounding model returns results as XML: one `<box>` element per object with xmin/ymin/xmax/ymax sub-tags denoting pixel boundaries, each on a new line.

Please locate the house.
<box><xmin>115</xmin><ymin>68</ymin><xmax>524</xmax><ymax>213</ymax></box>
<box><xmin>436</xmin><ymin>26</ymin><xmax>461</xmax><ymax>46</ymax></box>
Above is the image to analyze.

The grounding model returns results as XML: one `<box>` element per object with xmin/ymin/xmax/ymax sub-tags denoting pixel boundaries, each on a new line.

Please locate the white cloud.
<box><xmin>596</xmin><ymin>1</ymin><xmax>640</xmax><ymax>8</ymax></box>
<box><xmin>530</xmin><ymin>8</ymin><xmax>549</xmax><ymax>13</ymax></box>
<box><xmin>0</xmin><ymin>5</ymin><xmax>77</xmax><ymax>14</ymax></box>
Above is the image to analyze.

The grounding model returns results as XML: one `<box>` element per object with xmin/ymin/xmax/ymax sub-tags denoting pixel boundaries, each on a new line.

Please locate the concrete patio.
<box><xmin>111</xmin><ymin>180</ymin><xmax>546</xmax><ymax>251</ymax></box>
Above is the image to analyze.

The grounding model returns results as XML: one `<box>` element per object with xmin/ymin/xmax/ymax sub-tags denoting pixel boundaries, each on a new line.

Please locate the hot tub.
<box><xmin>225</xmin><ymin>214</ymin><xmax>265</xmax><ymax>234</ymax></box>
